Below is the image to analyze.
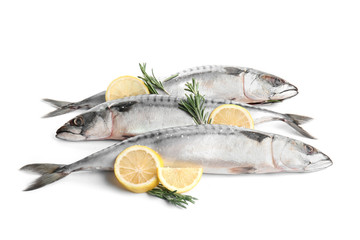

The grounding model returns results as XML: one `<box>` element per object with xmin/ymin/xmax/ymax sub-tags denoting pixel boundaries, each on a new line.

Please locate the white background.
<box><xmin>1</xmin><ymin>0</ymin><xmax>359</xmax><ymax>239</ymax></box>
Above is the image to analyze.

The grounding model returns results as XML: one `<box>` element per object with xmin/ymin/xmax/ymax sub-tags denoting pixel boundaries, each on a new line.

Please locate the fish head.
<box><xmin>243</xmin><ymin>69</ymin><xmax>298</xmax><ymax>102</ymax></box>
<box><xmin>272</xmin><ymin>136</ymin><xmax>332</xmax><ymax>172</ymax></box>
<box><xmin>56</xmin><ymin>110</ymin><xmax>112</xmax><ymax>141</ymax></box>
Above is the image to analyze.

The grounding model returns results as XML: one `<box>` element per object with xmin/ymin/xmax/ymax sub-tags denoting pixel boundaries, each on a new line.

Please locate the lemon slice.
<box><xmin>105</xmin><ymin>76</ymin><xmax>150</xmax><ymax>101</ymax></box>
<box><xmin>158</xmin><ymin>167</ymin><xmax>203</xmax><ymax>193</ymax></box>
<box><xmin>208</xmin><ymin>104</ymin><xmax>254</xmax><ymax>129</ymax></box>
<box><xmin>114</xmin><ymin>145</ymin><xmax>163</xmax><ymax>193</ymax></box>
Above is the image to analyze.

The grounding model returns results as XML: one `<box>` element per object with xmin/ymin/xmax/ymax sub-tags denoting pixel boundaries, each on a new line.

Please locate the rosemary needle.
<box><xmin>178</xmin><ymin>78</ymin><xmax>210</xmax><ymax>125</ymax></box>
<box><xmin>137</xmin><ymin>67</ymin><xmax>201</xmax><ymax>208</ymax></box>
<box><xmin>147</xmin><ymin>184</ymin><xmax>198</xmax><ymax>209</ymax></box>
<box><xmin>138</xmin><ymin>63</ymin><xmax>178</xmax><ymax>95</ymax></box>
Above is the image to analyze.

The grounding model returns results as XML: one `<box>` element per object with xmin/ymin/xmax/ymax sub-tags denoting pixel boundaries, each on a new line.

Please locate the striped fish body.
<box><xmin>22</xmin><ymin>125</ymin><xmax>332</xmax><ymax>191</ymax></box>
<box><xmin>68</xmin><ymin>125</ymin><xmax>278</xmax><ymax>174</ymax></box>
<box><xmin>163</xmin><ymin>66</ymin><xmax>247</xmax><ymax>101</ymax></box>
<box><xmin>56</xmin><ymin>95</ymin><xmax>313</xmax><ymax>141</ymax></box>
<box><xmin>43</xmin><ymin>65</ymin><xmax>298</xmax><ymax>118</ymax></box>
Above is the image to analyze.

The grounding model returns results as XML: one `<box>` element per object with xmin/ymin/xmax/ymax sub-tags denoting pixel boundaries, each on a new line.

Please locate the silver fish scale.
<box><xmin>21</xmin><ymin>124</ymin><xmax>331</xmax><ymax>191</ymax></box>
<box><xmin>161</xmin><ymin>65</ymin><xmax>248</xmax><ymax>102</ymax></box>
<box><xmin>66</xmin><ymin>124</ymin><xmax>276</xmax><ymax>174</ymax></box>
<box><xmin>22</xmin><ymin>65</ymin><xmax>328</xmax><ymax>190</ymax></box>
<box><xmin>106</xmin><ymin>95</ymin><xmax>276</xmax><ymax>118</ymax></box>
<box><xmin>58</xmin><ymin>94</ymin><xmax>314</xmax><ymax>141</ymax></box>
<box><xmin>105</xmin><ymin>94</ymin><xmax>264</xmax><ymax>113</ymax></box>
<box><xmin>164</xmin><ymin>65</ymin><xmax>248</xmax><ymax>81</ymax></box>
<box><xmin>42</xmin><ymin>65</ymin><xmax>300</xmax><ymax>118</ymax></box>
<box><xmin>126</xmin><ymin>124</ymin><xmax>240</xmax><ymax>142</ymax></box>
<box><xmin>107</xmin><ymin>94</ymin><xmax>180</xmax><ymax>107</ymax></box>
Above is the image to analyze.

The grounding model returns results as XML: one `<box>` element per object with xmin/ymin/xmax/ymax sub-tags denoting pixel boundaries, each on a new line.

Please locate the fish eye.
<box><xmin>274</xmin><ymin>78</ymin><xmax>282</xmax><ymax>86</ymax></box>
<box><xmin>305</xmin><ymin>145</ymin><xmax>314</xmax><ymax>154</ymax></box>
<box><xmin>71</xmin><ymin>117</ymin><xmax>84</xmax><ymax>126</ymax></box>
<box><xmin>261</xmin><ymin>75</ymin><xmax>284</xmax><ymax>86</ymax></box>
<box><xmin>272</xmin><ymin>78</ymin><xmax>284</xmax><ymax>87</ymax></box>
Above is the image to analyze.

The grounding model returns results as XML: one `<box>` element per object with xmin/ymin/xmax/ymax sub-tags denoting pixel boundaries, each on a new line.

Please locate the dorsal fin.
<box><xmin>224</xmin><ymin>67</ymin><xmax>244</xmax><ymax>76</ymax></box>
<box><xmin>241</xmin><ymin>131</ymin><xmax>270</xmax><ymax>142</ymax></box>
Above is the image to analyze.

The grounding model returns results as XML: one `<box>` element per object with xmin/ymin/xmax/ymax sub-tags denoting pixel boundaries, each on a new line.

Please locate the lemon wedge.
<box><xmin>208</xmin><ymin>104</ymin><xmax>254</xmax><ymax>129</ymax></box>
<box><xmin>105</xmin><ymin>76</ymin><xmax>149</xmax><ymax>101</ymax></box>
<box><xmin>114</xmin><ymin>145</ymin><xmax>163</xmax><ymax>193</ymax></box>
<box><xmin>158</xmin><ymin>167</ymin><xmax>203</xmax><ymax>193</ymax></box>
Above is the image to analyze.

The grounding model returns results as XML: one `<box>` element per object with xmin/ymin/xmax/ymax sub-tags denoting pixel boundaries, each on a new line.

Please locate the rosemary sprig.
<box><xmin>178</xmin><ymin>78</ymin><xmax>209</xmax><ymax>125</ymax></box>
<box><xmin>147</xmin><ymin>184</ymin><xmax>198</xmax><ymax>208</ymax></box>
<box><xmin>137</xmin><ymin>69</ymin><xmax>201</xmax><ymax>208</ymax></box>
<box><xmin>138</xmin><ymin>63</ymin><xmax>178</xmax><ymax>94</ymax></box>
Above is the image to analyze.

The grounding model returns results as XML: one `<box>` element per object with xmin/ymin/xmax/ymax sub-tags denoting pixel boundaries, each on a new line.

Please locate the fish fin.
<box><xmin>23</xmin><ymin>173</ymin><xmax>68</xmax><ymax>191</ymax></box>
<box><xmin>241</xmin><ymin>131</ymin><xmax>270</xmax><ymax>143</ymax></box>
<box><xmin>42</xmin><ymin>91</ymin><xmax>105</xmax><ymax>118</ymax></box>
<box><xmin>120</xmin><ymin>134</ymin><xmax>136</xmax><ymax>140</ymax></box>
<box><xmin>285</xmin><ymin>114</ymin><xmax>313</xmax><ymax>125</ymax></box>
<box><xmin>249</xmin><ymin>99</ymin><xmax>283</xmax><ymax>105</ymax></box>
<box><xmin>42</xmin><ymin>98</ymin><xmax>80</xmax><ymax>118</ymax></box>
<box><xmin>42</xmin><ymin>98</ymin><xmax>72</xmax><ymax>108</ymax></box>
<box><xmin>283</xmin><ymin>119</ymin><xmax>316</xmax><ymax>139</ymax></box>
<box><xmin>230</xmin><ymin>166</ymin><xmax>256</xmax><ymax>174</ymax></box>
<box><xmin>21</xmin><ymin>163</ymin><xmax>69</xmax><ymax>191</ymax></box>
<box><xmin>42</xmin><ymin>107</ymin><xmax>78</xmax><ymax>118</ymax></box>
<box><xmin>20</xmin><ymin>163</ymin><xmax>66</xmax><ymax>175</ymax></box>
<box><xmin>224</xmin><ymin>67</ymin><xmax>243</xmax><ymax>76</ymax></box>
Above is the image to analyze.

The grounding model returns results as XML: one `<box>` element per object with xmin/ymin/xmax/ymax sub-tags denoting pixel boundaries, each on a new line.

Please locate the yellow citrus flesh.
<box><xmin>114</xmin><ymin>145</ymin><xmax>163</xmax><ymax>193</ymax></box>
<box><xmin>158</xmin><ymin>167</ymin><xmax>203</xmax><ymax>193</ymax></box>
<box><xmin>208</xmin><ymin>104</ymin><xmax>254</xmax><ymax>129</ymax></box>
<box><xmin>105</xmin><ymin>75</ymin><xmax>149</xmax><ymax>101</ymax></box>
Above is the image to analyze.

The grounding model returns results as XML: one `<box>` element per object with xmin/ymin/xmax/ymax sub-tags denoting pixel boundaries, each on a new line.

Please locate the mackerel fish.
<box><xmin>21</xmin><ymin>125</ymin><xmax>332</xmax><ymax>191</ymax></box>
<box><xmin>43</xmin><ymin>65</ymin><xmax>298</xmax><ymax>118</ymax></box>
<box><xmin>55</xmin><ymin>95</ymin><xmax>313</xmax><ymax>141</ymax></box>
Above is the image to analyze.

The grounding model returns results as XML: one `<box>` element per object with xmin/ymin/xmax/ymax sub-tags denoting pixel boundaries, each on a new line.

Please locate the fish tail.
<box><xmin>42</xmin><ymin>98</ymin><xmax>80</xmax><ymax>118</ymax></box>
<box><xmin>20</xmin><ymin>163</ymin><xmax>69</xmax><ymax>191</ymax></box>
<box><xmin>285</xmin><ymin>113</ymin><xmax>313</xmax><ymax>125</ymax></box>
<box><xmin>282</xmin><ymin>115</ymin><xmax>316</xmax><ymax>139</ymax></box>
<box><xmin>42</xmin><ymin>91</ymin><xmax>106</xmax><ymax>117</ymax></box>
<box><xmin>42</xmin><ymin>107</ymin><xmax>76</xmax><ymax>118</ymax></box>
<box><xmin>42</xmin><ymin>98</ymin><xmax>72</xmax><ymax>108</ymax></box>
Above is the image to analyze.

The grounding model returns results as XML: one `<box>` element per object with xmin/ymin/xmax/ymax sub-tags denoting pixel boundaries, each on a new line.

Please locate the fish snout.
<box><xmin>56</xmin><ymin>125</ymin><xmax>69</xmax><ymax>135</ymax></box>
<box><xmin>305</xmin><ymin>154</ymin><xmax>333</xmax><ymax>172</ymax></box>
<box><xmin>271</xmin><ymin>83</ymin><xmax>298</xmax><ymax>100</ymax></box>
<box><xmin>56</xmin><ymin>125</ymin><xmax>86</xmax><ymax>141</ymax></box>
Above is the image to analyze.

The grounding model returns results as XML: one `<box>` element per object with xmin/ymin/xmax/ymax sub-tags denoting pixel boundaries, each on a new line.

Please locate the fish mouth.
<box><xmin>305</xmin><ymin>157</ymin><xmax>333</xmax><ymax>172</ymax></box>
<box><xmin>56</xmin><ymin>126</ymin><xmax>86</xmax><ymax>141</ymax></box>
<box><xmin>271</xmin><ymin>85</ymin><xmax>298</xmax><ymax>100</ymax></box>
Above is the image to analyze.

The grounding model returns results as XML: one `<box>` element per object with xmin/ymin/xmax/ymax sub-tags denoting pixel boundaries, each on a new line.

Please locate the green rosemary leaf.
<box><xmin>178</xmin><ymin>78</ymin><xmax>209</xmax><ymax>125</ymax></box>
<box><xmin>147</xmin><ymin>184</ymin><xmax>198</xmax><ymax>209</ymax></box>
<box><xmin>138</xmin><ymin>63</ymin><xmax>178</xmax><ymax>94</ymax></box>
